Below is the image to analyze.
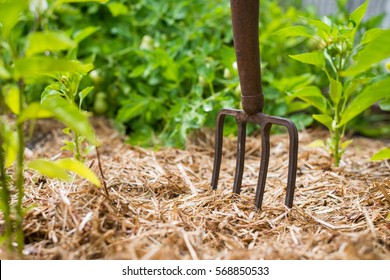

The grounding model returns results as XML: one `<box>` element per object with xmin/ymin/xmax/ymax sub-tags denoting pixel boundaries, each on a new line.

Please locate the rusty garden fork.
<box><xmin>211</xmin><ymin>0</ymin><xmax>299</xmax><ymax>209</ymax></box>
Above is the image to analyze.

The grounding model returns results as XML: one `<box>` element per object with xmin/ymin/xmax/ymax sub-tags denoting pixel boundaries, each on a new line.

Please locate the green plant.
<box><xmin>276</xmin><ymin>0</ymin><xmax>390</xmax><ymax>166</ymax></box>
<box><xmin>0</xmin><ymin>0</ymin><xmax>104</xmax><ymax>255</ymax></box>
<box><xmin>50</xmin><ymin>0</ymin><xmax>317</xmax><ymax>147</ymax></box>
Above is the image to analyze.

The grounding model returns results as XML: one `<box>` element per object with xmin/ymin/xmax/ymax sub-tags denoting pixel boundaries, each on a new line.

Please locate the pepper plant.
<box><xmin>275</xmin><ymin>0</ymin><xmax>390</xmax><ymax>166</ymax></box>
<box><xmin>0</xmin><ymin>0</ymin><xmax>105</xmax><ymax>255</ymax></box>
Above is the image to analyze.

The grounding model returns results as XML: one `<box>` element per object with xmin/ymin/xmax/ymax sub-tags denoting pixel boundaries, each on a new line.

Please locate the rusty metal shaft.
<box><xmin>210</xmin><ymin>0</ymin><xmax>299</xmax><ymax>209</ymax></box>
<box><xmin>231</xmin><ymin>0</ymin><xmax>263</xmax><ymax>115</ymax></box>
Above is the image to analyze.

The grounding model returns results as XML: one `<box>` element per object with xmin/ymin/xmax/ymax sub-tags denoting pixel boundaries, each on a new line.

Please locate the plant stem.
<box><xmin>74</xmin><ymin>132</ymin><xmax>81</xmax><ymax>161</ymax></box>
<box><xmin>0</xmin><ymin>120</ymin><xmax>13</xmax><ymax>252</ymax></box>
<box><xmin>15</xmin><ymin>79</ymin><xmax>26</xmax><ymax>255</ymax></box>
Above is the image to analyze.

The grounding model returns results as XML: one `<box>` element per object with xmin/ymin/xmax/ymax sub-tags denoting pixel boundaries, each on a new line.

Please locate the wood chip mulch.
<box><xmin>1</xmin><ymin>117</ymin><xmax>390</xmax><ymax>259</ymax></box>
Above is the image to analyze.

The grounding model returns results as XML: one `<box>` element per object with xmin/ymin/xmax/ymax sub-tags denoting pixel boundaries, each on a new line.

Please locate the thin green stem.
<box><xmin>0</xmin><ymin>120</ymin><xmax>13</xmax><ymax>252</ymax></box>
<box><xmin>15</xmin><ymin>79</ymin><xmax>26</xmax><ymax>255</ymax></box>
<box><xmin>74</xmin><ymin>132</ymin><xmax>81</xmax><ymax>161</ymax></box>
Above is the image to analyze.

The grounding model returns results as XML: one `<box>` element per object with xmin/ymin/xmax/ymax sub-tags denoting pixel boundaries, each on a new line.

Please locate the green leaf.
<box><xmin>343</xmin><ymin>78</ymin><xmax>371</xmax><ymax>99</ymax></box>
<box><xmin>2</xmin><ymin>126</ymin><xmax>17</xmax><ymax>168</ymax></box>
<box><xmin>313</xmin><ymin>114</ymin><xmax>333</xmax><ymax>131</ymax></box>
<box><xmin>41</xmin><ymin>95</ymin><xmax>98</xmax><ymax>145</ymax></box>
<box><xmin>349</xmin><ymin>0</ymin><xmax>368</xmax><ymax>27</ymax></box>
<box><xmin>107</xmin><ymin>2</ymin><xmax>129</xmax><ymax>17</ymax></box>
<box><xmin>287</xmin><ymin>101</ymin><xmax>310</xmax><ymax>113</ymax></box>
<box><xmin>3</xmin><ymin>85</ymin><xmax>20</xmax><ymax>115</ymax></box>
<box><xmin>289</xmin><ymin>52</ymin><xmax>325</xmax><ymax>68</ymax></box>
<box><xmin>341</xmin><ymin>140</ymin><xmax>353</xmax><ymax>149</ymax></box>
<box><xmin>0</xmin><ymin>60</ymin><xmax>11</xmax><ymax>79</ymax></box>
<box><xmin>73</xmin><ymin>26</ymin><xmax>100</xmax><ymax>44</ymax></box>
<box><xmin>0</xmin><ymin>0</ymin><xmax>29</xmax><ymax>37</ymax></box>
<box><xmin>379</xmin><ymin>97</ymin><xmax>390</xmax><ymax>111</ymax></box>
<box><xmin>339</xmin><ymin>77</ymin><xmax>390</xmax><ymax>127</ymax></box>
<box><xmin>56</xmin><ymin>0</ymin><xmax>108</xmax><ymax>4</ymax></box>
<box><xmin>361</xmin><ymin>28</ymin><xmax>385</xmax><ymax>45</ymax></box>
<box><xmin>78</xmin><ymin>86</ymin><xmax>94</xmax><ymax>108</ymax></box>
<box><xmin>308</xmin><ymin>139</ymin><xmax>326</xmax><ymax>148</ymax></box>
<box><xmin>302</xmin><ymin>17</ymin><xmax>332</xmax><ymax>34</ymax></box>
<box><xmin>27</xmin><ymin>159</ymin><xmax>71</xmax><ymax>181</ymax></box>
<box><xmin>55</xmin><ymin>158</ymin><xmax>100</xmax><ymax>186</ymax></box>
<box><xmin>14</xmin><ymin>57</ymin><xmax>93</xmax><ymax>80</ymax></box>
<box><xmin>273</xmin><ymin>26</ymin><xmax>312</xmax><ymax>38</ymax></box>
<box><xmin>26</xmin><ymin>31</ymin><xmax>76</xmax><ymax>57</ymax></box>
<box><xmin>343</xmin><ymin>29</ymin><xmax>390</xmax><ymax>76</ymax></box>
<box><xmin>329</xmin><ymin>78</ymin><xmax>342</xmax><ymax>105</ymax></box>
<box><xmin>17</xmin><ymin>102</ymin><xmax>54</xmax><ymax>123</ymax></box>
<box><xmin>370</xmin><ymin>147</ymin><xmax>390</xmax><ymax>161</ymax></box>
<box><xmin>289</xmin><ymin>86</ymin><xmax>328</xmax><ymax>114</ymax></box>
<box><xmin>116</xmin><ymin>94</ymin><xmax>150</xmax><ymax>123</ymax></box>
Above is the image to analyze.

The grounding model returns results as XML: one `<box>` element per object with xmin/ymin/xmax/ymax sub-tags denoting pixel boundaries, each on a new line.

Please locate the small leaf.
<box><xmin>379</xmin><ymin>97</ymin><xmax>390</xmax><ymax>111</ymax></box>
<box><xmin>107</xmin><ymin>2</ymin><xmax>129</xmax><ymax>17</ymax></box>
<box><xmin>41</xmin><ymin>95</ymin><xmax>98</xmax><ymax>145</ymax></box>
<box><xmin>343</xmin><ymin>29</ymin><xmax>390</xmax><ymax>76</ymax></box>
<box><xmin>273</xmin><ymin>26</ymin><xmax>312</xmax><ymax>38</ymax></box>
<box><xmin>349</xmin><ymin>0</ymin><xmax>368</xmax><ymax>27</ymax></box>
<box><xmin>3</xmin><ymin>85</ymin><xmax>20</xmax><ymax>114</ymax></box>
<box><xmin>57</xmin><ymin>0</ymin><xmax>108</xmax><ymax>4</ymax></box>
<box><xmin>14</xmin><ymin>57</ymin><xmax>93</xmax><ymax>79</ymax></box>
<box><xmin>308</xmin><ymin>139</ymin><xmax>326</xmax><ymax>148</ymax></box>
<box><xmin>78</xmin><ymin>86</ymin><xmax>94</xmax><ymax>108</ymax></box>
<box><xmin>289</xmin><ymin>52</ymin><xmax>325</xmax><ymax>68</ymax></box>
<box><xmin>55</xmin><ymin>158</ymin><xmax>101</xmax><ymax>187</ymax></box>
<box><xmin>341</xmin><ymin>140</ymin><xmax>353</xmax><ymax>149</ymax></box>
<box><xmin>17</xmin><ymin>102</ymin><xmax>54</xmax><ymax>123</ymax></box>
<box><xmin>1</xmin><ymin>126</ymin><xmax>17</xmax><ymax>168</ymax></box>
<box><xmin>329</xmin><ymin>78</ymin><xmax>343</xmax><ymax>105</ymax></box>
<box><xmin>361</xmin><ymin>28</ymin><xmax>385</xmax><ymax>45</ymax></box>
<box><xmin>371</xmin><ymin>147</ymin><xmax>390</xmax><ymax>161</ymax></box>
<box><xmin>287</xmin><ymin>101</ymin><xmax>310</xmax><ymax>113</ymax></box>
<box><xmin>73</xmin><ymin>26</ymin><xmax>100</xmax><ymax>44</ymax></box>
<box><xmin>26</xmin><ymin>31</ymin><xmax>76</xmax><ymax>57</ymax></box>
<box><xmin>27</xmin><ymin>159</ymin><xmax>71</xmax><ymax>181</ymax></box>
<box><xmin>302</xmin><ymin>17</ymin><xmax>332</xmax><ymax>34</ymax></box>
<box><xmin>289</xmin><ymin>86</ymin><xmax>328</xmax><ymax>114</ymax></box>
<box><xmin>339</xmin><ymin>77</ymin><xmax>390</xmax><ymax>127</ymax></box>
<box><xmin>313</xmin><ymin>114</ymin><xmax>333</xmax><ymax>131</ymax></box>
<box><xmin>0</xmin><ymin>0</ymin><xmax>29</xmax><ymax>37</ymax></box>
<box><xmin>0</xmin><ymin>61</ymin><xmax>11</xmax><ymax>79</ymax></box>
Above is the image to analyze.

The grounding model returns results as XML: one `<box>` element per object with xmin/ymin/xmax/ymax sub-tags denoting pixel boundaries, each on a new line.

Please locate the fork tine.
<box><xmin>284</xmin><ymin>120</ymin><xmax>298</xmax><ymax>208</ymax></box>
<box><xmin>233</xmin><ymin>120</ymin><xmax>247</xmax><ymax>194</ymax></box>
<box><xmin>211</xmin><ymin>112</ymin><xmax>227</xmax><ymax>190</ymax></box>
<box><xmin>255</xmin><ymin>122</ymin><xmax>271</xmax><ymax>209</ymax></box>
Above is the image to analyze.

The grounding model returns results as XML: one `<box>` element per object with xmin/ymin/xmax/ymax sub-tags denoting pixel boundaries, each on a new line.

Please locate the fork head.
<box><xmin>210</xmin><ymin>109</ymin><xmax>298</xmax><ymax>209</ymax></box>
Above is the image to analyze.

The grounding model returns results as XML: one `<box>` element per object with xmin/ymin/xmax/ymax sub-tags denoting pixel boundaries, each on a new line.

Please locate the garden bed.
<box><xmin>3</xmin><ymin>117</ymin><xmax>390</xmax><ymax>259</ymax></box>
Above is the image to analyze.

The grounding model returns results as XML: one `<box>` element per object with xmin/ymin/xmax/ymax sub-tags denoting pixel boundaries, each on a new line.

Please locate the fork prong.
<box><xmin>255</xmin><ymin>122</ymin><xmax>271</xmax><ymax>209</ymax></box>
<box><xmin>211</xmin><ymin>112</ymin><xmax>227</xmax><ymax>190</ymax></box>
<box><xmin>284</xmin><ymin>120</ymin><xmax>298</xmax><ymax>208</ymax></box>
<box><xmin>233</xmin><ymin>120</ymin><xmax>247</xmax><ymax>194</ymax></box>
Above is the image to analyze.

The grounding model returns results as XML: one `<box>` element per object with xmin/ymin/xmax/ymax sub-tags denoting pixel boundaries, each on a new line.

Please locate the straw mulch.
<box><xmin>2</xmin><ymin>117</ymin><xmax>390</xmax><ymax>259</ymax></box>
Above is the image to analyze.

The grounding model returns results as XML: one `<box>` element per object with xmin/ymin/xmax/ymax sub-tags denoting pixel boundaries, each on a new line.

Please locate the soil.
<box><xmin>2</xmin><ymin>117</ymin><xmax>390</xmax><ymax>259</ymax></box>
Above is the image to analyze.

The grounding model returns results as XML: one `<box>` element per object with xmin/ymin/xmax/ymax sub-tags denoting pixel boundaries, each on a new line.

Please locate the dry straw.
<box><xmin>1</xmin><ymin>118</ymin><xmax>389</xmax><ymax>259</ymax></box>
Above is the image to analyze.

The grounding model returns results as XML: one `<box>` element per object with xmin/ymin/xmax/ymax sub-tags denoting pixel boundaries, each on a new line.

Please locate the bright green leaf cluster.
<box><xmin>276</xmin><ymin>0</ymin><xmax>390</xmax><ymax>166</ymax></box>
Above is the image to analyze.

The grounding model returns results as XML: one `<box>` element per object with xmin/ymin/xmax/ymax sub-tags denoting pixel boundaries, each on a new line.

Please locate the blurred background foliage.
<box><xmin>5</xmin><ymin>0</ymin><xmax>390</xmax><ymax>147</ymax></box>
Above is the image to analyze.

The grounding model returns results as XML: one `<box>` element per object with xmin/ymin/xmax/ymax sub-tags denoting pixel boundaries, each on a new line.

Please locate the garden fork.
<box><xmin>211</xmin><ymin>0</ymin><xmax>299</xmax><ymax>209</ymax></box>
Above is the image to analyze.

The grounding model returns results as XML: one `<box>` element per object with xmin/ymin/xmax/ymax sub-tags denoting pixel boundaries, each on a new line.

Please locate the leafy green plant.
<box><xmin>0</xmin><ymin>0</ymin><xmax>104</xmax><ymax>255</ymax></box>
<box><xmin>276</xmin><ymin>0</ymin><xmax>390</xmax><ymax>166</ymax></box>
<box><xmin>51</xmin><ymin>0</ymin><xmax>317</xmax><ymax>147</ymax></box>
